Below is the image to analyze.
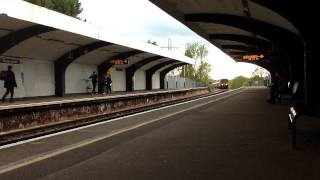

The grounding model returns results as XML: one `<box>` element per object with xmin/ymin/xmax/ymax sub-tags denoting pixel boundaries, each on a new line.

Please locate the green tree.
<box><xmin>25</xmin><ymin>0</ymin><xmax>54</xmax><ymax>9</ymax></box>
<box><xmin>197</xmin><ymin>44</ymin><xmax>209</xmax><ymax>62</ymax></box>
<box><xmin>181</xmin><ymin>42</ymin><xmax>211</xmax><ymax>85</ymax></box>
<box><xmin>229</xmin><ymin>76</ymin><xmax>250</xmax><ymax>89</ymax></box>
<box><xmin>24</xmin><ymin>0</ymin><xmax>83</xmax><ymax>18</ymax></box>
<box><xmin>249</xmin><ymin>75</ymin><xmax>265</xmax><ymax>86</ymax></box>
<box><xmin>197</xmin><ymin>61</ymin><xmax>212</xmax><ymax>85</ymax></box>
<box><xmin>182</xmin><ymin>43</ymin><xmax>197</xmax><ymax>81</ymax></box>
<box><xmin>252</xmin><ymin>67</ymin><xmax>269</xmax><ymax>78</ymax></box>
<box><xmin>250</xmin><ymin>67</ymin><xmax>269</xmax><ymax>86</ymax></box>
<box><xmin>184</xmin><ymin>42</ymin><xmax>198</xmax><ymax>59</ymax></box>
<box><xmin>181</xmin><ymin>64</ymin><xmax>196</xmax><ymax>80</ymax></box>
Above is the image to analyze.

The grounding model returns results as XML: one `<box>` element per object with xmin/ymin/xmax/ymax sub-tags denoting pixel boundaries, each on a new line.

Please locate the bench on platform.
<box><xmin>288</xmin><ymin>82</ymin><xmax>320</xmax><ymax>148</ymax></box>
<box><xmin>277</xmin><ymin>82</ymin><xmax>297</xmax><ymax>104</ymax></box>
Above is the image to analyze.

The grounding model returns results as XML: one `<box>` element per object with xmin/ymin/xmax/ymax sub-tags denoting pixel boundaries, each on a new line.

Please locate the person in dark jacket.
<box><xmin>89</xmin><ymin>71</ymin><xmax>97</xmax><ymax>94</ymax></box>
<box><xmin>2</xmin><ymin>65</ymin><xmax>17</xmax><ymax>103</ymax></box>
<box><xmin>268</xmin><ymin>72</ymin><xmax>288</xmax><ymax>104</ymax></box>
<box><xmin>105</xmin><ymin>75</ymin><xmax>112</xmax><ymax>94</ymax></box>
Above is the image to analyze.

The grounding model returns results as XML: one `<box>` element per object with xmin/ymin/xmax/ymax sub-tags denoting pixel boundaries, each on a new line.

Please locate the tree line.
<box><xmin>24</xmin><ymin>0</ymin><xmax>83</xmax><ymax>18</ymax></box>
<box><xmin>228</xmin><ymin>67</ymin><xmax>269</xmax><ymax>89</ymax></box>
<box><xmin>180</xmin><ymin>42</ymin><xmax>212</xmax><ymax>85</ymax></box>
<box><xmin>147</xmin><ymin>41</ymin><xmax>213</xmax><ymax>86</ymax></box>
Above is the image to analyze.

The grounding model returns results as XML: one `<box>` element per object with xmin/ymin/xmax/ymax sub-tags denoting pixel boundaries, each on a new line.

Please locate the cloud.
<box><xmin>79</xmin><ymin>0</ymin><xmax>259</xmax><ymax>79</ymax></box>
<box><xmin>141</xmin><ymin>20</ymin><xmax>194</xmax><ymax>38</ymax></box>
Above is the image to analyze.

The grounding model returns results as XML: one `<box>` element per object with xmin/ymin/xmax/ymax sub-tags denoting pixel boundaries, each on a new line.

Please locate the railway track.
<box><xmin>0</xmin><ymin>89</ymin><xmax>227</xmax><ymax>146</ymax></box>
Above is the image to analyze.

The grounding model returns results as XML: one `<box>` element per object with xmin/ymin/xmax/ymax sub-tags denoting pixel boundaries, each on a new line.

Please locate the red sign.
<box><xmin>242</xmin><ymin>54</ymin><xmax>264</xmax><ymax>61</ymax></box>
<box><xmin>110</xmin><ymin>59</ymin><xmax>129</xmax><ymax>65</ymax></box>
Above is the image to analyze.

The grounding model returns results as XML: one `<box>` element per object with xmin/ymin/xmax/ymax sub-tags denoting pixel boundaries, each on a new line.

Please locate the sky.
<box><xmin>79</xmin><ymin>0</ymin><xmax>259</xmax><ymax>80</ymax></box>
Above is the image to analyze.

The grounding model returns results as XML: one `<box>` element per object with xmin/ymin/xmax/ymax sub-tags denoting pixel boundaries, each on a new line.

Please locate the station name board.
<box><xmin>242</xmin><ymin>54</ymin><xmax>264</xmax><ymax>61</ymax></box>
<box><xmin>110</xmin><ymin>59</ymin><xmax>129</xmax><ymax>65</ymax></box>
<box><xmin>0</xmin><ymin>58</ymin><xmax>20</xmax><ymax>64</ymax></box>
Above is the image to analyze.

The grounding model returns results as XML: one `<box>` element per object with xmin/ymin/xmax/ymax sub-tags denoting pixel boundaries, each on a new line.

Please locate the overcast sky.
<box><xmin>79</xmin><ymin>0</ymin><xmax>258</xmax><ymax>80</ymax></box>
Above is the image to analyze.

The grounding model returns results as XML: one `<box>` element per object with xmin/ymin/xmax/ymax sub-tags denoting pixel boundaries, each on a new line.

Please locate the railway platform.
<box><xmin>1</xmin><ymin>88</ymin><xmax>320</xmax><ymax>179</ymax></box>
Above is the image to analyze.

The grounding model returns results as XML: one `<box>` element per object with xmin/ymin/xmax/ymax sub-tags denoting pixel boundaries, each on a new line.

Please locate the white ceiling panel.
<box><xmin>4</xmin><ymin>37</ymin><xmax>77</xmax><ymax>61</ymax></box>
<box><xmin>196</xmin><ymin>22</ymin><xmax>253</xmax><ymax>36</ymax></box>
<box><xmin>167</xmin><ymin>0</ymin><xmax>243</xmax><ymax>16</ymax></box>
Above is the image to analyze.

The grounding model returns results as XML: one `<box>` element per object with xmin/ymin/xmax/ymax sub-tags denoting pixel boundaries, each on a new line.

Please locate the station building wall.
<box><xmin>167</xmin><ymin>76</ymin><xmax>177</xmax><ymax>89</ymax></box>
<box><xmin>65</xmin><ymin>63</ymin><xmax>97</xmax><ymax>94</ymax></box>
<box><xmin>1</xmin><ymin>62</ymin><xmax>25</xmax><ymax>98</ymax></box>
<box><xmin>1</xmin><ymin>60</ymin><xmax>193</xmax><ymax>99</ymax></box>
<box><xmin>110</xmin><ymin>67</ymin><xmax>126</xmax><ymax>92</ymax></box>
<box><xmin>0</xmin><ymin>60</ymin><xmax>55</xmax><ymax>98</ymax></box>
<box><xmin>164</xmin><ymin>75</ymin><xmax>197</xmax><ymax>89</ymax></box>
<box><xmin>152</xmin><ymin>72</ymin><xmax>160</xmax><ymax>89</ymax></box>
<box><xmin>133</xmin><ymin>70</ymin><xmax>146</xmax><ymax>91</ymax></box>
<box><xmin>65</xmin><ymin>64</ymin><xmax>152</xmax><ymax>93</ymax></box>
<box><xmin>23</xmin><ymin>60</ymin><xmax>55</xmax><ymax>97</ymax></box>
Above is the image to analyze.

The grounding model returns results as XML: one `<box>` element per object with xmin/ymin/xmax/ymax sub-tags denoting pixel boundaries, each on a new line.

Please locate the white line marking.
<box><xmin>0</xmin><ymin>89</ymin><xmax>238</xmax><ymax>150</ymax></box>
<box><xmin>0</xmin><ymin>91</ymin><xmax>240</xmax><ymax>174</ymax></box>
<box><xmin>0</xmin><ymin>89</ymin><xmax>242</xmax><ymax>174</ymax></box>
<box><xmin>0</xmin><ymin>88</ymin><xmax>207</xmax><ymax>110</ymax></box>
<box><xmin>0</xmin><ymin>89</ymin><xmax>237</xmax><ymax>149</ymax></box>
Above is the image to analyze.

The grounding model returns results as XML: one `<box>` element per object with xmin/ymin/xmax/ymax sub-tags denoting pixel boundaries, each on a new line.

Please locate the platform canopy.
<box><xmin>0</xmin><ymin>1</ymin><xmax>193</xmax><ymax>64</ymax></box>
<box><xmin>149</xmin><ymin>0</ymin><xmax>304</xmax><ymax>73</ymax></box>
<box><xmin>150</xmin><ymin>0</ymin><xmax>318</xmax><ymax>108</ymax></box>
<box><xmin>0</xmin><ymin>1</ymin><xmax>194</xmax><ymax>96</ymax></box>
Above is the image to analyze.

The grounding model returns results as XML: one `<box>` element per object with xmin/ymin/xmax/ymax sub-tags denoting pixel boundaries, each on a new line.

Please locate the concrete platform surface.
<box><xmin>1</xmin><ymin>88</ymin><xmax>320</xmax><ymax>180</ymax></box>
<box><xmin>0</xmin><ymin>88</ymin><xmax>208</xmax><ymax>110</ymax></box>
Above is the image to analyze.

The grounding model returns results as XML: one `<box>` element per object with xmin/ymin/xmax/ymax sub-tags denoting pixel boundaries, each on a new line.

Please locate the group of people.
<box><xmin>89</xmin><ymin>71</ymin><xmax>112</xmax><ymax>94</ymax></box>
<box><xmin>1</xmin><ymin>66</ymin><xmax>112</xmax><ymax>104</ymax></box>
<box><xmin>0</xmin><ymin>66</ymin><xmax>295</xmax><ymax>105</ymax></box>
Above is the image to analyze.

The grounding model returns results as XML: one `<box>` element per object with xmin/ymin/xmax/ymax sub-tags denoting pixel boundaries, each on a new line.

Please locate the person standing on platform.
<box><xmin>268</xmin><ymin>72</ymin><xmax>281</xmax><ymax>104</ymax></box>
<box><xmin>89</xmin><ymin>71</ymin><xmax>98</xmax><ymax>94</ymax></box>
<box><xmin>2</xmin><ymin>65</ymin><xmax>17</xmax><ymax>103</ymax></box>
<box><xmin>106</xmin><ymin>75</ymin><xmax>112</xmax><ymax>94</ymax></box>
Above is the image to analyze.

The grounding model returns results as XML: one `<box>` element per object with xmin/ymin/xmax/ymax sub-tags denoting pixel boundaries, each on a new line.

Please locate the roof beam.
<box><xmin>210</xmin><ymin>34</ymin><xmax>273</xmax><ymax>51</ymax></box>
<box><xmin>231</xmin><ymin>57</ymin><xmax>274</xmax><ymax>72</ymax></box>
<box><xmin>184</xmin><ymin>13</ymin><xmax>298</xmax><ymax>42</ymax></box>
<box><xmin>160</xmin><ymin>63</ymin><xmax>187</xmax><ymax>89</ymax></box>
<box><xmin>145</xmin><ymin>60</ymin><xmax>177</xmax><ymax>90</ymax></box>
<box><xmin>228</xmin><ymin>51</ymin><xmax>279</xmax><ymax>56</ymax></box>
<box><xmin>184</xmin><ymin>13</ymin><xmax>302</xmax><ymax>67</ymax></box>
<box><xmin>250</xmin><ymin>0</ymin><xmax>299</xmax><ymax>31</ymax></box>
<box><xmin>126</xmin><ymin>55</ymin><xmax>163</xmax><ymax>91</ymax></box>
<box><xmin>98</xmin><ymin>50</ymin><xmax>144</xmax><ymax>93</ymax></box>
<box><xmin>0</xmin><ymin>25</ymin><xmax>56</xmax><ymax>55</ymax></box>
<box><xmin>54</xmin><ymin>41</ymin><xmax>113</xmax><ymax>96</ymax></box>
<box><xmin>221</xmin><ymin>45</ymin><xmax>264</xmax><ymax>52</ymax></box>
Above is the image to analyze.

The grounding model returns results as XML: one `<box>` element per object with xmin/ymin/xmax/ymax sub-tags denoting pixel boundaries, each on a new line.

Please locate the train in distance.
<box><xmin>213</xmin><ymin>79</ymin><xmax>229</xmax><ymax>89</ymax></box>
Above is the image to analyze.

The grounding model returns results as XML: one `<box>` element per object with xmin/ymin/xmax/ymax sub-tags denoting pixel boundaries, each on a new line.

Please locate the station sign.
<box><xmin>242</xmin><ymin>54</ymin><xmax>264</xmax><ymax>61</ymax></box>
<box><xmin>0</xmin><ymin>57</ymin><xmax>20</xmax><ymax>64</ymax></box>
<box><xmin>110</xmin><ymin>59</ymin><xmax>129</xmax><ymax>65</ymax></box>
